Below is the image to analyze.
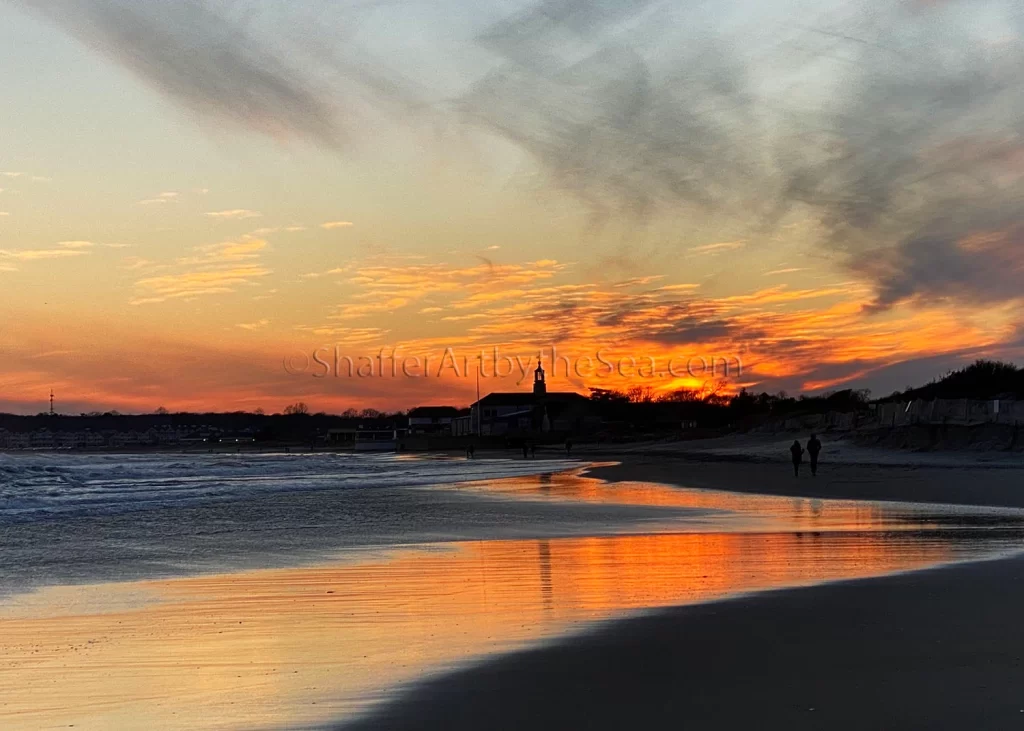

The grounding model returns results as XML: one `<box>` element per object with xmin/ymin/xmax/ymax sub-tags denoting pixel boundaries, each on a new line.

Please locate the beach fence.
<box><xmin>761</xmin><ymin>399</ymin><xmax>1024</xmax><ymax>434</ymax></box>
<box><xmin>872</xmin><ymin>398</ymin><xmax>1024</xmax><ymax>427</ymax></box>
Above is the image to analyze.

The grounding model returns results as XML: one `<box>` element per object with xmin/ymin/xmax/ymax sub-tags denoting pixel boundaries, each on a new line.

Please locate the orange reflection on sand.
<box><xmin>461</xmin><ymin>469</ymin><xmax>928</xmax><ymax>533</ymax></box>
<box><xmin>0</xmin><ymin>522</ymin><xmax>964</xmax><ymax>730</ymax></box>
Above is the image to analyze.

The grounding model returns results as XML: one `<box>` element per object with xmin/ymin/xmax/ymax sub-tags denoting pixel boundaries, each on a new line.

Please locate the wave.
<box><xmin>0</xmin><ymin>453</ymin><xmax>580</xmax><ymax>524</ymax></box>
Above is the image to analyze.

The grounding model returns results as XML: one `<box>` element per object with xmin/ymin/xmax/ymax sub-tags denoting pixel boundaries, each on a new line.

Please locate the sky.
<box><xmin>2</xmin><ymin>0</ymin><xmax>1024</xmax><ymax>415</ymax></box>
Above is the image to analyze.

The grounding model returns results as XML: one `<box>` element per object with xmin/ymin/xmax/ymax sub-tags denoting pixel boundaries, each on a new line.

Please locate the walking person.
<box><xmin>790</xmin><ymin>439</ymin><xmax>803</xmax><ymax>477</ymax></box>
<box><xmin>807</xmin><ymin>434</ymin><xmax>821</xmax><ymax>476</ymax></box>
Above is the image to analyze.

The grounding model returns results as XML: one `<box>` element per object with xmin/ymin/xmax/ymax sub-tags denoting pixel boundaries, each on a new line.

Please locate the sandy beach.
<box><xmin>589</xmin><ymin>456</ymin><xmax>1024</xmax><ymax>509</ymax></box>
<box><xmin>341</xmin><ymin>553</ymin><xmax>1024</xmax><ymax>730</ymax></box>
<box><xmin>339</xmin><ymin>448</ymin><xmax>1024</xmax><ymax>730</ymax></box>
<box><xmin>2</xmin><ymin>449</ymin><xmax>1024</xmax><ymax>729</ymax></box>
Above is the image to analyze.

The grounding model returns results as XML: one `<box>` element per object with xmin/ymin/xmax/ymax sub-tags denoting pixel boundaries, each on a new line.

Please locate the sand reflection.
<box><xmin>453</xmin><ymin>468</ymin><xmax>1013</xmax><ymax>533</ymax></box>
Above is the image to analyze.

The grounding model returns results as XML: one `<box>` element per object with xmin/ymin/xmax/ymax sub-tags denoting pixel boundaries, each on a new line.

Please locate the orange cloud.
<box><xmin>205</xmin><ymin>209</ymin><xmax>262</xmax><ymax>220</ymax></box>
<box><xmin>132</xmin><ymin>239</ymin><xmax>271</xmax><ymax>304</ymax></box>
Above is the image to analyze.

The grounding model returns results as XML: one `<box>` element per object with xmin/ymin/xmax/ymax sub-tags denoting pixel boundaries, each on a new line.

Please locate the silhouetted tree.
<box><xmin>588</xmin><ymin>388</ymin><xmax>629</xmax><ymax>403</ymax></box>
<box><xmin>625</xmin><ymin>385</ymin><xmax>654</xmax><ymax>403</ymax></box>
<box><xmin>880</xmin><ymin>360</ymin><xmax>1024</xmax><ymax>401</ymax></box>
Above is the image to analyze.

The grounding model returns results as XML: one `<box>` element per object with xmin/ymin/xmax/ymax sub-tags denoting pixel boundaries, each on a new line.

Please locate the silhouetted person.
<box><xmin>530</xmin><ymin>444</ymin><xmax>536</xmax><ymax>458</ymax></box>
<box><xmin>790</xmin><ymin>440</ymin><xmax>803</xmax><ymax>477</ymax></box>
<box><xmin>466</xmin><ymin>444</ymin><xmax>475</xmax><ymax>459</ymax></box>
<box><xmin>565</xmin><ymin>439</ymin><xmax>573</xmax><ymax>456</ymax></box>
<box><xmin>522</xmin><ymin>444</ymin><xmax>529</xmax><ymax>459</ymax></box>
<box><xmin>807</xmin><ymin>434</ymin><xmax>821</xmax><ymax>476</ymax></box>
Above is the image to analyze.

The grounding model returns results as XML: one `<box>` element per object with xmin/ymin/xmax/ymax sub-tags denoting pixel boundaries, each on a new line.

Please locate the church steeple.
<box><xmin>533</xmin><ymin>358</ymin><xmax>547</xmax><ymax>395</ymax></box>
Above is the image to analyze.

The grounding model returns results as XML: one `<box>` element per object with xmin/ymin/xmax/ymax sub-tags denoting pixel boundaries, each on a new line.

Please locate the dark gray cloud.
<box><xmin>646</xmin><ymin>320</ymin><xmax>737</xmax><ymax>346</ymax></box>
<box><xmin>851</xmin><ymin>225</ymin><xmax>1024</xmax><ymax>310</ymax></box>
<box><xmin>9</xmin><ymin>0</ymin><xmax>419</xmax><ymax>147</ymax></box>
<box><xmin>460</xmin><ymin>1</ymin><xmax>764</xmax><ymax>219</ymax></box>
<box><xmin>464</xmin><ymin>0</ymin><xmax>1024</xmax><ymax>307</ymax></box>
<box><xmin>772</xmin><ymin>2</ymin><xmax>1024</xmax><ymax>308</ymax></box>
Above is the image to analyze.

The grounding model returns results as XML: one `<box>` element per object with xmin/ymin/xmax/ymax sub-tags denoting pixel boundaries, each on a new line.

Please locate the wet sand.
<box><xmin>589</xmin><ymin>456</ymin><xmax>1024</xmax><ymax>509</ymax></box>
<box><xmin>340</xmin><ymin>553</ymin><xmax>1024</xmax><ymax>731</ymax></box>
<box><xmin>1</xmin><ymin>526</ymin><xmax>979</xmax><ymax>731</ymax></box>
<box><xmin>333</xmin><ymin>459</ymin><xmax>1024</xmax><ymax>731</ymax></box>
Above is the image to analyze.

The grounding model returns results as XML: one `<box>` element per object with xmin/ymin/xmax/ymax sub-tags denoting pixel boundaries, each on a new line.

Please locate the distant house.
<box><xmin>222</xmin><ymin>431</ymin><xmax>256</xmax><ymax>444</ymax></box>
<box><xmin>326</xmin><ymin>416</ymin><xmax>408</xmax><ymax>451</ymax></box>
<box><xmin>469</xmin><ymin>361</ymin><xmax>592</xmax><ymax>437</ymax></box>
<box><xmin>407</xmin><ymin>406</ymin><xmax>460</xmax><ymax>435</ymax></box>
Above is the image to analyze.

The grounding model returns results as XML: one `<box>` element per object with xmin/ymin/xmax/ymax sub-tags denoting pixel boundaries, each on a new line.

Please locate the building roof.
<box><xmin>475</xmin><ymin>392</ymin><xmax>589</xmax><ymax>407</ymax></box>
<box><xmin>408</xmin><ymin>406</ymin><xmax>460</xmax><ymax>418</ymax></box>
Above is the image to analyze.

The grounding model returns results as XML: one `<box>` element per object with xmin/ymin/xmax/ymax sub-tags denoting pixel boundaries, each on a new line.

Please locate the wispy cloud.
<box><xmin>237</xmin><ymin>319</ymin><xmax>270</xmax><ymax>331</ymax></box>
<box><xmin>293</xmin><ymin>325</ymin><xmax>392</xmax><ymax>346</ymax></box>
<box><xmin>120</xmin><ymin>256</ymin><xmax>162</xmax><ymax>272</ymax></box>
<box><xmin>765</xmin><ymin>267</ymin><xmax>806</xmax><ymax>276</ymax></box>
<box><xmin>132</xmin><ymin>265</ymin><xmax>271</xmax><ymax>305</ymax></box>
<box><xmin>138</xmin><ymin>191</ymin><xmax>179</xmax><ymax>205</ymax></box>
<box><xmin>185</xmin><ymin>239</ymin><xmax>267</xmax><ymax>264</ymax></box>
<box><xmin>325</xmin><ymin>258</ymin><xmax>567</xmax><ymax>320</ymax></box>
<box><xmin>614</xmin><ymin>276</ymin><xmax>666</xmax><ymax>288</ymax></box>
<box><xmin>321</xmin><ymin>220</ymin><xmax>353</xmax><ymax>230</ymax></box>
<box><xmin>657</xmin><ymin>284</ymin><xmax>701</xmax><ymax>292</ymax></box>
<box><xmin>690</xmin><ymin>241</ymin><xmax>746</xmax><ymax>256</ymax></box>
<box><xmin>132</xmin><ymin>238</ymin><xmax>271</xmax><ymax>304</ymax></box>
<box><xmin>0</xmin><ymin>249</ymin><xmax>87</xmax><ymax>261</ymax></box>
<box><xmin>206</xmin><ymin>209</ymin><xmax>262</xmax><ymax>220</ymax></box>
<box><xmin>249</xmin><ymin>225</ymin><xmax>306</xmax><ymax>237</ymax></box>
<box><xmin>13</xmin><ymin>0</ymin><xmax>346</xmax><ymax>147</ymax></box>
<box><xmin>0</xmin><ymin>171</ymin><xmax>49</xmax><ymax>183</ymax></box>
<box><xmin>0</xmin><ymin>241</ymin><xmax>94</xmax><ymax>261</ymax></box>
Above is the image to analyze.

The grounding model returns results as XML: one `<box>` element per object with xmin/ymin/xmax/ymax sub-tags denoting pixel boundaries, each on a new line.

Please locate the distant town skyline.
<box><xmin>3</xmin><ymin>0</ymin><xmax>1024</xmax><ymax>415</ymax></box>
